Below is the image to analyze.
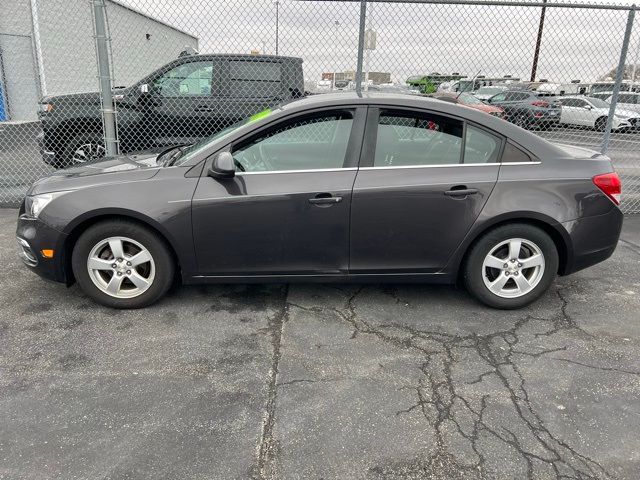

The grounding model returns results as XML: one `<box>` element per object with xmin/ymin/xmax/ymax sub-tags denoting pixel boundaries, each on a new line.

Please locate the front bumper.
<box><xmin>16</xmin><ymin>213</ymin><xmax>69</xmax><ymax>283</ymax></box>
<box><xmin>561</xmin><ymin>206</ymin><xmax>624</xmax><ymax>275</ymax></box>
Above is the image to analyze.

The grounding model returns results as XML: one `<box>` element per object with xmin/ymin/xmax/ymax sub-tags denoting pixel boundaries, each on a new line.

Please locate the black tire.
<box><xmin>60</xmin><ymin>132</ymin><xmax>106</xmax><ymax>168</ymax></box>
<box><xmin>463</xmin><ymin>223</ymin><xmax>559</xmax><ymax>309</ymax></box>
<box><xmin>71</xmin><ymin>220</ymin><xmax>175</xmax><ymax>309</ymax></box>
<box><xmin>594</xmin><ymin>116</ymin><xmax>608</xmax><ymax>132</ymax></box>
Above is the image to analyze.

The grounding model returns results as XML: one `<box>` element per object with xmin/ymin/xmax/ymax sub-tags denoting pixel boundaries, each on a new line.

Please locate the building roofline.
<box><xmin>108</xmin><ymin>0</ymin><xmax>198</xmax><ymax>40</ymax></box>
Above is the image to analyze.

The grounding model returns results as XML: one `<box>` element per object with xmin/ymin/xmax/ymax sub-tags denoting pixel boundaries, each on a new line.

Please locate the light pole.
<box><xmin>332</xmin><ymin>20</ymin><xmax>340</xmax><ymax>91</ymax></box>
<box><xmin>530</xmin><ymin>0</ymin><xmax>547</xmax><ymax>82</ymax></box>
<box><xmin>274</xmin><ymin>1</ymin><xmax>280</xmax><ymax>55</ymax></box>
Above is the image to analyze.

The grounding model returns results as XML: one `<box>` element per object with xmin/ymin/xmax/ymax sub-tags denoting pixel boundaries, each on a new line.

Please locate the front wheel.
<box><xmin>60</xmin><ymin>133</ymin><xmax>106</xmax><ymax>168</ymax></box>
<box><xmin>594</xmin><ymin>117</ymin><xmax>608</xmax><ymax>132</ymax></box>
<box><xmin>71</xmin><ymin>220</ymin><xmax>175</xmax><ymax>308</ymax></box>
<box><xmin>463</xmin><ymin>224</ymin><xmax>559</xmax><ymax>309</ymax></box>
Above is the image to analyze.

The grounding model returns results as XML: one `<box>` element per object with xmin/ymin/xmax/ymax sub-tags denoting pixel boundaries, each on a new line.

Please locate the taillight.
<box><xmin>593</xmin><ymin>172</ymin><xmax>622</xmax><ymax>205</ymax></box>
<box><xmin>531</xmin><ymin>100</ymin><xmax>549</xmax><ymax>107</ymax></box>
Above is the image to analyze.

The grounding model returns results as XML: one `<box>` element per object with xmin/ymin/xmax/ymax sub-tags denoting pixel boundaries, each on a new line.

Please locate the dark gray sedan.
<box><xmin>16</xmin><ymin>93</ymin><xmax>623</xmax><ymax>309</ymax></box>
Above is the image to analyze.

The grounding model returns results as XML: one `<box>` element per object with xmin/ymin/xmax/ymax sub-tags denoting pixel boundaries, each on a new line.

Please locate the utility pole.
<box><xmin>274</xmin><ymin>1</ymin><xmax>280</xmax><ymax>55</ymax></box>
<box><xmin>91</xmin><ymin>0</ymin><xmax>118</xmax><ymax>156</ymax></box>
<box><xmin>530</xmin><ymin>0</ymin><xmax>547</xmax><ymax>82</ymax></box>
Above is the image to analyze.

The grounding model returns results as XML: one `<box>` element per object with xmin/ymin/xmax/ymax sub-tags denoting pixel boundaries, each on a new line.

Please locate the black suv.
<box><xmin>486</xmin><ymin>90</ymin><xmax>561</xmax><ymax>129</ymax></box>
<box><xmin>37</xmin><ymin>53</ymin><xmax>304</xmax><ymax>167</ymax></box>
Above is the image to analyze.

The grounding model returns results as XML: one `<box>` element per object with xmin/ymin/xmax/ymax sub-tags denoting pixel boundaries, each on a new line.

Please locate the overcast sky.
<box><xmin>118</xmin><ymin>0</ymin><xmax>640</xmax><ymax>83</ymax></box>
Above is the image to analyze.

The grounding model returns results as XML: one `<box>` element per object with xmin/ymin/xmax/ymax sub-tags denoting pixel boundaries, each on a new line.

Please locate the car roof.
<box><xmin>181</xmin><ymin>53</ymin><xmax>303</xmax><ymax>62</ymax></box>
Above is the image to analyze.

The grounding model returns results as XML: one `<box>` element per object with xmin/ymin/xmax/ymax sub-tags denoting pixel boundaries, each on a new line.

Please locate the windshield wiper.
<box><xmin>156</xmin><ymin>143</ymin><xmax>191</xmax><ymax>166</ymax></box>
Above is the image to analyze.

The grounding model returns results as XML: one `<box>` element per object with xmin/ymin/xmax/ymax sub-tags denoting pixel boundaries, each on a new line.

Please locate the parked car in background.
<box><xmin>473</xmin><ymin>86</ymin><xmax>508</xmax><ymax>101</ymax></box>
<box><xmin>487</xmin><ymin>90</ymin><xmax>561</xmax><ymax>129</ymax></box>
<box><xmin>431</xmin><ymin>92</ymin><xmax>505</xmax><ymax>118</ymax></box>
<box><xmin>18</xmin><ymin>93</ymin><xmax>623</xmax><ymax>310</ymax></box>
<box><xmin>604</xmin><ymin>92</ymin><xmax>640</xmax><ymax>114</ymax></box>
<box><xmin>37</xmin><ymin>53</ymin><xmax>304</xmax><ymax>168</ymax></box>
<box><xmin>557</xmin><ymin>96</ymin><xmax>639</xmax><ymax>131</ymax></box>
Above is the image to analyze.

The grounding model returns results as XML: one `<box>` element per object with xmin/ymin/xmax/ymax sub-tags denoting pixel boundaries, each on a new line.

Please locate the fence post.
<box><xmin>91</xmin><ymin>0</ymin><xmax>118</xmax><ymax>157</ymax></box>
<box><xmin>355</xmin><ymin>1</ymin><xmax>367</xmax><ymax>96</ymax></box>
<box><xmin>601</xmin><ymin>6</ymin><xmax>635</xmax><ymax>154</ymax></box>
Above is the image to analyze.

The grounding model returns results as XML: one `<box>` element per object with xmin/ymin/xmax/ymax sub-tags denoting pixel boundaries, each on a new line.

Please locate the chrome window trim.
<box><xmin>359</xmin><ymin>161</ymin><xmax>540</xmax><ymax>171</ymax></box>
<box><xmin>236</xmin><ymin>167</ymin><xmax>358</xmax><ymax>175</ymax></box>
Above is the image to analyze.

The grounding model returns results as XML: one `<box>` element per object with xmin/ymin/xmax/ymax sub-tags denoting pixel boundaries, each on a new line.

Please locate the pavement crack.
<box><xmin>254</xmin><ymin>285</ymin><xmax>289</xmax><ymax>480</ymax></box>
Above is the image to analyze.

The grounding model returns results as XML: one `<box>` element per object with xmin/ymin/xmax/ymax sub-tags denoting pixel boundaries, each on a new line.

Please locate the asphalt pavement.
<box><xmin>1</xmin><ymin>208</ymin><xmax>639</xmax><ymax>479</ymax></box>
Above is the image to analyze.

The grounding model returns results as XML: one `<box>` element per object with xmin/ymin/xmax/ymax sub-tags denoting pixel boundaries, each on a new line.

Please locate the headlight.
<box><xmin>39</xmin><ymin>103</ymin><xmax>54</xmax><ymax>113</ymax></box>
<box><xmin>24</xmin><ymin>191</ymin><xmax>70</xmax><ymax>218</ymax></box>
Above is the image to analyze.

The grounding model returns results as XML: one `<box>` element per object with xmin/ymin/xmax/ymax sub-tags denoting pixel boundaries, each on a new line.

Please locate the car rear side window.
<box><xmin>501</xmin><ymin>142</ymin><xmax>532</xmax><ymax>163</ymax></box>
<box><xmin>228</xmin><ymin>60</ymin><xmax>282</xmax><ymax>98</ymax></box>
<box><xmin>464</xmin><ymin>126</ymin><xmax>501</xmax><ymax>164</ymax></box>
<box><xmin>374</xmin><ymin>113</ymin><xmax>463</xmax><ymax>167</ymax></box>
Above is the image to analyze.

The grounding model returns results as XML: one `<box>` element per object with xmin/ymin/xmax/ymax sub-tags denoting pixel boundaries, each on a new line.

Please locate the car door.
<box><xmin>349</xmin><ymin>107</ymin><xmax>501</xmax><ymax>274</ymax></box>
<box><xmin>559</xmin><ymin>98</ymin><xmax>580</xmax><ymax>125</ymax></box>
<box><xmin>146</xmin><ymin>59</ymin><xmax>218</xmax><ymax>146</ymax></box>
<box><xmin>191</xmin><ymin>106</ymin><xmax>366</xmax><ymax>276</ymax></box>
<box><xmin>572</xmin><ymin>99</ymin><xmax>596</xmax><ymax>126</ymax></box>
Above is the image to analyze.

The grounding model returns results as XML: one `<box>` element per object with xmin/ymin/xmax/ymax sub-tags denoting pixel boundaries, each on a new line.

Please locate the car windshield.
<box><xmin>172</xmin><ymin>108</ymin><xmax>275</xmax><ymax>166</ymax></box>
<box><xmin>458</xmin><ymin>93</ymin><xmax>483</xmax><ymax>105</ymax></box>
<box><xmin>587</xmin><ymin>97</ymin><xmax>610</xmax><ymax>108</ymax></box>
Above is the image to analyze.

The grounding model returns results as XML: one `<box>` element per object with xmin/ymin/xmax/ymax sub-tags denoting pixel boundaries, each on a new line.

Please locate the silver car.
<box><xmin>558</xmin><ymin>96</ymin><xmax>639</xmax><ymax>131</ymax></box>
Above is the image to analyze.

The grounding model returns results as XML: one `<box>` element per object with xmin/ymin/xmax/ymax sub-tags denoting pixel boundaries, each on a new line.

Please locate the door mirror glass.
<box><xmin>208</xmin><ymin>151</ymin><xmax>235</xmax><ymax>179</ymax></box>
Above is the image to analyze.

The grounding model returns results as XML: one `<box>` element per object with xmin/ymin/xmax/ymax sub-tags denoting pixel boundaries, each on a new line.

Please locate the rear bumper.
<box><xmin>561</xmin><ymin>207</ymin><xmax>623</xmax><ymax>275</ymax></box>
<box><xmin>16</xmin><ymin>214</ymin><xmax>69</xmax><ymax>283</ymax></box>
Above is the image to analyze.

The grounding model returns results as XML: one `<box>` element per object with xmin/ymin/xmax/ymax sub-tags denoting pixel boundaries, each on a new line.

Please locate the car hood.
<box><xmin>614</xmin><ymin>107</ymin><xmax>639</xmax><ymax>118</ymax></box>
<box><xmin>29</xmin><ymin>150</ymin><xmax>163</xmax><ymax>195</ymax></box>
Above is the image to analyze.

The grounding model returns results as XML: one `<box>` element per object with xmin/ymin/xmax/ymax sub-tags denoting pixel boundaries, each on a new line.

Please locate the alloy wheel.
<box><xmin>86</xmin><ymin>236</ymin><xmax>155</xmax><ymax>298</ymax></box>
<box><xmin>481</xmin><ymin>237</ymin><xmax>545</xmax><ymax>299</ymax></box>
<box><xmin>72</xmin><ymin>142</ymin><xmax>106</xmax><ymax>164</ymax></box>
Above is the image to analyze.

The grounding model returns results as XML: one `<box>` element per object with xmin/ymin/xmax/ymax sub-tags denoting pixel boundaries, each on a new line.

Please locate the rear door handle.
<box><xmin>308</xmin><ymin>193</ymin><xmax>342</xmax><ymax>206</ymax></box>
<box><xmin>444</xmin><ymin>187</ymin><xmax>479</xmax><ymax>197</ymax></box>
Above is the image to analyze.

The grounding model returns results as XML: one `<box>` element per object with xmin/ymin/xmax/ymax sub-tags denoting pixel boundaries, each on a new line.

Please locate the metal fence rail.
<box><xmin>1</xmin><ymin>0</ymin><xmax>639</xmax><ymax>213</ymax></box>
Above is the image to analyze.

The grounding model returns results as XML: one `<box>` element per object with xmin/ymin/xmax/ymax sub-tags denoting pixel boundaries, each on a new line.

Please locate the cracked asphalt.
<box><xmin>1</xmin><ymin>208</ymin><xmax>639</xmax><ymax>480</ymax></box>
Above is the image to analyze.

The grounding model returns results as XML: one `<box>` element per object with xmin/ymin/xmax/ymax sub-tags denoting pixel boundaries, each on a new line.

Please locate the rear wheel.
<box><xmin>463</xmin><ymin>224</ymin><xmax>559</xmax><ymax>309</ymax></box>
<box><xmin>72</xmin><ymin>220</ymin><xmax>174</xmax><ymax>308</ymax></box>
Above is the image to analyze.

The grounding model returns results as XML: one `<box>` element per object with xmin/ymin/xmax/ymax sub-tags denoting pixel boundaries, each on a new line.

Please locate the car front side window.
<box><xmin>232</xmin><ymin>111</ymin><xmax>354</xmax><ymax>172</ymax></box>
<box><xmin>153</xmin><ymin>61</ymin><xmax>213</xmax><ymax>97</ymax></box>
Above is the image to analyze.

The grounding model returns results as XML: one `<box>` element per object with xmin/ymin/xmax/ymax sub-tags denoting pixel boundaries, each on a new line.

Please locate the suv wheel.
<box><xmin>62</xmin><ymin>133</ymin><xmax>106</xmax><ymax>167</ymax></box>
<box><xmin>463</xmin><ymin>224</ymin><xmax>559</xmax><ymax>309</ymax></box>
<box><xmin>72</xmin><ymin>220</ymin><xmax>174</xmax><ymax>308</ymax></box>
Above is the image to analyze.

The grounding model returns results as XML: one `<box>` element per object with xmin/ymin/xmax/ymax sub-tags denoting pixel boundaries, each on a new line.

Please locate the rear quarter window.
<box><xmin>501</xmin><ymin>142</ymin><xmax>533</xmax><ymax>163</ymax></box>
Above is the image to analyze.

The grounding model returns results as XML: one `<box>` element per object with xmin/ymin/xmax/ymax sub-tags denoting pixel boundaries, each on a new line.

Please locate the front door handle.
<box><xmin>444</xmin><ymin>187</ymin><xmax>479</xmax><ymax>197</ymax></box>
<box><xmin>195</xmin><ymin>105</ymin><xmax>216</xmax><ymax>112</ymax></box>
<box><xmin>308</xmin><ymin>193</ymin><xmax>342</xmax><ymax>206</ymax></box>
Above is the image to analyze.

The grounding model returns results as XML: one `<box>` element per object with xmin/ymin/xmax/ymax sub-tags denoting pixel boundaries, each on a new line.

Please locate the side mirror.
<box><xmin>208</xmin><ymin>151</ymin><xmax>235</xmax><ymax>179</ymax></box>
<box><xmin>584</xmin><ymin>105</ymin><xmax>592</xmax><ymax>110</ymax></box>
<box><xmin>140</xmin><ymin>83</ymin><xmax>149</xmax><ymax>94</ymax></box>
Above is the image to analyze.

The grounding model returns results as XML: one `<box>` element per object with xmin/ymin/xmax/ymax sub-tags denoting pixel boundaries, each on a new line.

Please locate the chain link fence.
<box><xmin>1</xmin><ymin>0</ymin><xmax>639</xmax><ymax>213</ymax></box>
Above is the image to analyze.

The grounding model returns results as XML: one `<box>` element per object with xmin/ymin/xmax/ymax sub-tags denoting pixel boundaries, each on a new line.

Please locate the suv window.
<box><xmin>491</xmin><ymin>93</ymin><xmax>507</xmax><ymax>102</ymax></box>
<box><xmin>374</xmin><ymin>112</ymin><xmax>463</xmax><ymax>166</ymax></box>
<box><xmin>153</xmin><ymin>61</ymin><xmax>213</xmax><ymax>97</ymax></box>
<box><xmin>228</xmin><ymin>60</ymin><xmax>282</xmax><ymax>98</ymax></box>
<box><xmin>232</xmin><ymin>111</ymin><xmax>353</xmax><ymax>172</ymax></box>
<box><xmin>464</xmin><ymin>126</ymin><xmax>501</xmax><ymax>163</ymax></box>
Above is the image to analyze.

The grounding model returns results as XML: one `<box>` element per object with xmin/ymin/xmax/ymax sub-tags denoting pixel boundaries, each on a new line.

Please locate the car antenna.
<box><xmin>457</xmin><ymin>70</ymin><xmax>481</xmax><ymax>100</ymax></box>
